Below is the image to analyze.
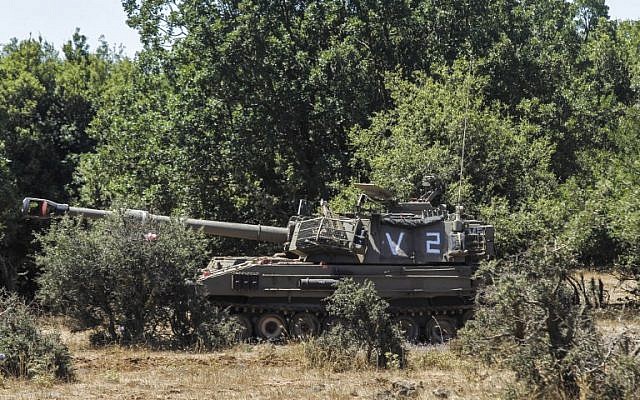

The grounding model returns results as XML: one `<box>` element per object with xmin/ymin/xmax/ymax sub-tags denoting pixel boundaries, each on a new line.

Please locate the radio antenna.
<box><xmin>457</xmin><ymin>60</ymin><xmax>473</xmax><ymax>206</ymax></box>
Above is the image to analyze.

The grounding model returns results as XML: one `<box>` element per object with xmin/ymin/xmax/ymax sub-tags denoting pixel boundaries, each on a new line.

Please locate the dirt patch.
<box><xmin>0</xmin><ymin>339</ymin><xmax>510</xmax><ymax>400</ymax></box>
<box><xmin>0</xmin><ymin>319</ymin><xmax>519</xmax><ymax>400</ymax></box>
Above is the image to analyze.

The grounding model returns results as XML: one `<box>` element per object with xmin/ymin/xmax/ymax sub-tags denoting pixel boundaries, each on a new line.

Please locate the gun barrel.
<box><xmin>181</xmin><ymin>218</ymin><xmax>289</xmax><ymax>243</ymax></box>
<box><xmin>22</xmin><ymin>198</ymin><xmax>289</xmax><ymax>243</ymax></box>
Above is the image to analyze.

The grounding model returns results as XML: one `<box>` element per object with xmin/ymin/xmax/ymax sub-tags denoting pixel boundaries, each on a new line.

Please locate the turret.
<box><xmin>22</xmin><ymin>183</ymin><xmax>495</xmax><ymax>266</ymax></box>
<box><xmin>21</xmin><ymin>198</ymin><xmax>289</xmax><ymax>244</ymax></box>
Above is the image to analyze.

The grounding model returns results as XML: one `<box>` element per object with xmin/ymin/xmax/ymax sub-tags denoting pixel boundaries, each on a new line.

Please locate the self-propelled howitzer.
<box><xmin>22</xmin><ymin>185</ymin><xmax>494</xmax><ymax>343</ymax></box>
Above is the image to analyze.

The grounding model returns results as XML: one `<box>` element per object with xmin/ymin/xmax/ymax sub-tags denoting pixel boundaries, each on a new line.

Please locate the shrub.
<box><xmin>305</xmin><ymin>279</ymin><xmax>406</xmax><ymax>370</ymax></box>
<box><xmin>190</xmin><ymin>305</ymin><xmax>240</xmax><ymax>351</ymax></box>
<box><xmin>0</xmin><ymin>290</ymin><xmax>73</xmax><ymax>380</ymax></box>
<box><xmin>36</xmin><ymin>213</ymin><xmax>238</xmax><ymax>349</ymax></box>
<box><xmin>459</xmin><ymin>242</ymin><xmax>640</xmax><ymax>399</ymax></box>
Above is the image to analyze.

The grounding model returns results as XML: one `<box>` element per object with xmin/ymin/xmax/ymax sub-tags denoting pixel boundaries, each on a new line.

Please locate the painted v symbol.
<box><xmin>385</xmin><ymin>232</ymin><xmax>405</xmax><ymax>256</ymax></box>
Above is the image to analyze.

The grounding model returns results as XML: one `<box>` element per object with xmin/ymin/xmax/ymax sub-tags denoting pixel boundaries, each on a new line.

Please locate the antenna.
<box><xmin>457</xmin><ymin>60</ymin><xmax>473</xmax><ymax>206</ymax></box>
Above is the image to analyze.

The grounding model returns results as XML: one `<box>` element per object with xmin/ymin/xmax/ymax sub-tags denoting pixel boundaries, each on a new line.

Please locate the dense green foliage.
<box><xmin>349</xmin><ymin>67</ymin><xmax>555</xmax><ymax>207</ymax></box>
<box><xmin>0</xmin><ymin>0</ymin><xmax>637</xmax><ymax>293</ymax></box>
<box><xmin>0</xmin><ymin>290</ymin><xmax>73</xmax><ymax>380</ymax></box>
<box><xmin>0</xmin><ymin>141</ymin><xmax>14</xmax><ymax>244</ymax></box>
<box><xmin>36</xmin><ymin>214</ymin><xmax>238</xmax><ymax>349</ymax></box>
<box><xmin>0</xmin><ymin>32</ymin><xmax>118</xmax><ymax>293</ymax></box>
<box><xmin>304</xmin><ymin>279</ymin><xmax>405</xmax><ymax>370</ymax></box>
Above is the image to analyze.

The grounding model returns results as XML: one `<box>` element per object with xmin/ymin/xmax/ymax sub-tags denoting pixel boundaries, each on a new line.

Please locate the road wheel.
<box><xmin>235</xmin><ymin>314</ymin><xmax>253</xmax><ymax>341</ymax></box>
<box><xmin>395</xmin><ymin>316</ymin><xmax>420</xmax><ymax>343</ymax></box>
<box><xmin>425</xmin><ymin>316</ymin><xmax>457</xmax><ymax>344</ymax></box>
<box><xmin>321</xmin><ymin>316</ymin><xmax>338</xmax><ymax>333</ymax></box>
<box><xmin>461</xmin><ymin>309</ymin><xmax>475</xmax><ymax>325</ymax></box>
<box><xmin>257</xmin><ymin>313</ymin><xmax>287</xmax><ymax>340</ymax></box>
<box><xmin>290</xmin><ymin>313</ymin><xmax>320</xmax><ymax>339</ymax></box>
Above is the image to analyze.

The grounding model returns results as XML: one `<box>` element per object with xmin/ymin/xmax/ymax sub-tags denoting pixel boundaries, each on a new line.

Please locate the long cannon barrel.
<box><xmin>22</xmin><ymin>198</ymin><xmax>290</xmax><ymax>244</ymax></box>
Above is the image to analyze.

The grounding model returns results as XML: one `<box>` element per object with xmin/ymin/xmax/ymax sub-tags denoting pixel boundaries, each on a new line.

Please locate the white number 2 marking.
<box><xmin>425</xmin><ymin>232</ymin><xmax>441</xmax><ymax>254</ymax></box>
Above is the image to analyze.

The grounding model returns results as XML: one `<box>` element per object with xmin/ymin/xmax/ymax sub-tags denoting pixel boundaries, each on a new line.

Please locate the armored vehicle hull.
<box><xmin>198</xmin><ymin>256</ymin><xmax>476</xmax><ymax>342</ymax></box>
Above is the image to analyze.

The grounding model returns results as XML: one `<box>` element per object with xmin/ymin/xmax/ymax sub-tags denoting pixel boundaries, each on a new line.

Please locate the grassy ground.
<box><xmin>2</xmin><ymin>271</ymin><xmax>635</xmax><ymax>400</ymax></box>
<box><xmin>0</xmin><ymin>325</ymin><xmax>512</xmax><ymax>400</ymax></box>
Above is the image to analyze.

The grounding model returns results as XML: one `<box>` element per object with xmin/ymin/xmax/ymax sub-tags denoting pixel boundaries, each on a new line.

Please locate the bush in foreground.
<box><xmin>0</xmin><ymin>290</ymin><xmax>73</xmax><ymax>380</ymax></box>
<box><xmin>459</xmin><ymin>243</ymin><xmax>640</xmax><ymax>399</ymax></box>
<box><xmin>304</xmin><ymin>279</ymin><xmax>405</xmax><ymax>370</ymax></box>
<box><xmin>36</xmin><ymin>214</ymin><xmax>238</xmax><ymax>350</ymax></box>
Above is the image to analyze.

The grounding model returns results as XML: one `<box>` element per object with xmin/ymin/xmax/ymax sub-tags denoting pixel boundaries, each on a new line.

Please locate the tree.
<box><xmin>591</xmin><ymin>108</ymin><xmax>640</xmax><ymax>281</ymax></box>
<box><xmin>575</xmin><ymin>0</ymin><xmax>609</xmax><ymax>40</ymax></box>
<box><xmin>75</xmin><ymin>59</ymin><xmax>180</xmax><ymax>211</ymax></box>
<box><xmin>347</xmin><ymin>65</ymin><xmax>555</xmax><ymax>211</ymax></box>
<box><xmin>88</xmin><ymin>0</ymin><xmax>583</xmax><ymax>225</ymax></box>
<box><xmin>459</xmin><ymin>243</ymin><xmax>640</xmax><ymax>399</ymax></box>
<box><xmin>0</xmin><ymin>141</ymin><xmax>16</xmax><ymax>288</ymax></box>
<box><xmin>0</xmin><ymin>34</ymin><xmax>115</xmax><ymax>294</ymax></box>
<box><xmin>36</xmin><ymin>213</ymin><xmax>238</xmax><ymax>348</ymax></box>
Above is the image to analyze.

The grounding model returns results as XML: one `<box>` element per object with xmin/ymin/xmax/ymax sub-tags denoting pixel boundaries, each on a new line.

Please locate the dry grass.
<box><xmin>577</xmin><ymin>270</ymin><xmax>637</xmax><ymax>304</ymax></box>
<box><xmin>0</xmin><ymin>324</ymin><xmax>512</xmax><ymax>400</ymax></box>
<box><xmin>574</xmin><ymin>270</ymin><xmax>640</xmax><ymax>333</ymax></box>
<box><xmin>6</xmin><ymin>272</ymin><xmax>634</xmax><ymax>400</ymax></box>
<box><xmin>594</xmin><ymin>308</ymin><xmax>640</xmax><ymax>337</ymax></box>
